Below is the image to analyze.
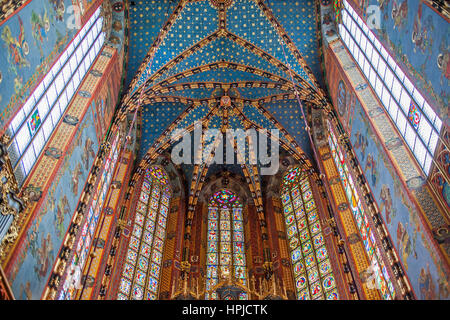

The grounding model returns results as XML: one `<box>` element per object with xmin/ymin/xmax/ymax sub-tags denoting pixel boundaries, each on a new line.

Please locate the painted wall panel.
<box><xmin>90</xmin><ymin>59</ymin><xmax>121</xmax><ymax>143</ymax></box>
<box><xmin>0</xmin><ymin>0</ymin><xmax>95</xmax><ymax>132</ymax></box>
<box><xmin>7</xmin><ymin>107</ymin><xmax>99</xmax><ymax>299</ymax></box>
<box><xmin>350</xmin><ymin>98</ymin><xmax>448</xmax><ymax>299</ymax></box>
<box><xmin>350</xmin><ymin>0</ymin><xmax>449</xmax><ymax>126</ymax></box>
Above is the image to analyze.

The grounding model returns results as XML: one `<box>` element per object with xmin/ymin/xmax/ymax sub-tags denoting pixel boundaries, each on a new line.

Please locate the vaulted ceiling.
<box><xmin>122</xmin><ymin>0</ymin><xmax>329</xmax><ymax>209</ymax></box>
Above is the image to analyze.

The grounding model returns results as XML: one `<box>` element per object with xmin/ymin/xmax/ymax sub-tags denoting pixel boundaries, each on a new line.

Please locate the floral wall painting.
<box><xmin>337</xmin><ymin>80</ymin><xmax>347</xmax><ymax>117</ymax></box>
<box><xmin>1</xmin><ymin>16</ymin><xmax>30</xmax><ymax>76</ymax></box>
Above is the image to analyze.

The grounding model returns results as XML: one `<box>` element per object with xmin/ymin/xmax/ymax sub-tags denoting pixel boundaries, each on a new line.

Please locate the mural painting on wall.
<box><xmin>91</xmin><ymin>66</ymin><xmax>120</xmax><ymax>143</ymax></box>
<box><xmin>350</xmin><ymin>97</ymin><xmax>449</xmax><ymax>299</ymax></box>
<box><xmin>30</xmin><ymin>8</ymin><xmax>51</xmax><ymax>63</ymax></box>
<box><xmin>347</xmin><ymin>91</ymin><xmax>356</xmax><ymax>130</ymax></box>
<box><xmin>108</xmin><ymin>0</ymin><xmax>125</xmax><ymax>51</ymax></box>
<box><xmin>1</xmin><ymin>16</ymin><xmax>30</xmax><ymax>76</ymax></box>
<box><xmin>72</xmin><ymin>0</ymin><xmax>96</xmax><ymax>17</ymax></box>
<box><xmin>0</xmin><ymin>0</ymin><xmax>92</xmax><ymax>131</ymax></box>
<box><xmin>326</xmin><ymin>50</ymin><xmax>357</xmax><ymax>132</ymax></box>
<box><xmin>7</xmin><ymin>109</ymin><xmax>99</xmax><ymax>299</ymax></box>
<box><xmin>430</xmin><ymin>134</ymin><xmax>450</xmax><ymax>210</ymax></box>
<box><xmin>320</xmin><ymin>1</ymin><xmax>338</xmax><ymax>42</ymax></box>
<box><xmin>361</xmin><ymin>0</ymin><xmax>450</xmax><ymax>126</ymax></box>
<box><xmin>337</xmin><ymin>80</ymin><xmax>347</xmax><ymax>117</ymax></box>
<box><xmin>91</xmin><ymin>99</ymin><xmax>103</xmax><ymax>144</ymax></box>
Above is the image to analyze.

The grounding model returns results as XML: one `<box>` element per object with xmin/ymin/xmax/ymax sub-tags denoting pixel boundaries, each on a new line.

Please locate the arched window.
<box><xmin>327</xmin><ymin>122</ymin><xmax>394</xmax><ymax>299</ymax></box>
<box><xmin>206</xmin><ymin>189</ymin><xmax>247</xmax><ymax>300</ymax></box>
<box><xmin>281</xmin><ymin>167</ymin><xmax>339</xmax><ymax>300</ymax></box>
<box><xmin>117</xmin><ymin>166</ymin><xmax>171</xmax><ymax>300</ymax></box>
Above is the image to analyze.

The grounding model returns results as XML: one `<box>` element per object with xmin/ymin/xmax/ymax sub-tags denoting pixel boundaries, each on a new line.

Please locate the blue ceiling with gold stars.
<box><xmin>128</xmin><ymin>0</ymin><xmax>325</xmax><ymax>179</ymax></box>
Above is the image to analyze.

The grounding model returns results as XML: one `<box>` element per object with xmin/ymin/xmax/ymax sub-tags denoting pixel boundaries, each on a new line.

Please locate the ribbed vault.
<box><xmin>122</xmin><ymin>0</ymin><xmax>329</xmax><ymax>217</ymax></box>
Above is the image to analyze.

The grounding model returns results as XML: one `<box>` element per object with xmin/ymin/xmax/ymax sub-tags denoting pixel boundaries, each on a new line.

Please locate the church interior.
<box><xmin>0</xmin><ymin>0</ymin><xmax>448</xmax><ymax>300</ymax></box>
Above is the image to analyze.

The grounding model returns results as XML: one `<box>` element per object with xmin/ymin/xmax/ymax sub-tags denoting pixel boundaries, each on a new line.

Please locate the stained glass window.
<box><xmin>206</xmin><ymin>189</ymin><xmax>247</xmax><ymax>300</ymax></box>
<box><xmin>281</xmin><ymin>167</ymin><xmax>339</xmax><ymax>300</ymax></box>
<box><xmin>117</xmin><ymin>166</ymin><xmax>171</xmax><ymax>300</ymax></box>
<box><xmin>327</xmin><ymin>121</ymin><xmax>395</xmax><ymax>300</ymax></box>
<box><xmin>338</xmin><ymin>0</ymin><xmax>441</xmax><ymax>175</ymax></box>
<box><xmin>6</xmin><ymin>7</ymin><xmax>106</xmax><ymax>186</ymax></box>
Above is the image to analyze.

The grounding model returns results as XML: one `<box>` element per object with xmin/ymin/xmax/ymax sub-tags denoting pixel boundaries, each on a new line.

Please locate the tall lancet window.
<box><xmin>117</xmin><ymin>166</ymin><xmax>171</xmax><ymax>300</ymax></box>
<box><xmin>327</xmin><ymin>122</ymin><xmax>394</xmax><ymax>299</ymax></box>
<box><xmin>281</xmin><ymin>167</ymin><xmax>339</xmax><ymax>300</ymax></box>
<box><xmin>206</xmin><ymin>189</ymin><xmax>247</xmax><ymax>300</ymax></box>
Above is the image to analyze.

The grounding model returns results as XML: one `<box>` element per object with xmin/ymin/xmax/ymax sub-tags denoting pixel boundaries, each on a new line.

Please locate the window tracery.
<box><xmin>281</xmin><ymin>167</ymin><xmax>339</xmax><ymax>300</ymax></box>
<box><xmin>117</xmin><ymin>166</ymin><xmax>171</xmax><ymax>300</ymax></box>
<box><xmin>205</xmin><ymin>189</ymin><xmax>248</xmax><ymax>300</ymax></box>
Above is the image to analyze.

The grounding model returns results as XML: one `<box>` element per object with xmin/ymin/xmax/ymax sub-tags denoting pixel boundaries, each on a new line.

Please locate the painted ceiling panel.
<box><xmin>134</xmin><ymin>1</ymin><xmax>219</xmax><ymax>92</ymax></box>
<box><xmin>268</xmin><ymin>0</ymin><xmax>324</xmax><ymax>86</ymax></box>
<box><xmin>227</xmin><ymin>0</ymin><xmax>313</xmax><ymax>86</ymax></box>
<box><xmin>127</xmin><ymin>0</ymin><xmax>178</xmax><ymax>86</ymax></box>
<box><xmin>240</xmin><ymin>103</ymin><xmax>294</xmax><ymax>150</ymax></box>
<box><xmin>173</xmin><ymin>104</ymin><xmax>210</xmax><ymax>132</ymax></box>
<box><xmin>208</xmin><ymin>113</ymin><xmax>223</xmax><ymax>130</ymax></box>
<box><xmin>242</xmin><ymin>103</ymin><xmax>276</xmax><ymax>130</ymax></box>
<box><xmin>159</xmin><ymin>88</ymin><xmax>215</xmax><ymax>99</ymax></box>
<box><xmin>140</xmin><ymin>101</ymin><xmax>187</xmax><ymax>159</ymax></box>
<box><xmin>228</xmin><ymin>115</ymin><xmax>244</xmax><ymax>130</ymax></box>
<box><xmin>234</xmin><ymin>87</ymin><xmax>288</xmax><ymax>99</ymax></box>
<box><xmin>153</xmin><ymin>36</ymin><xmax>293</xmax><ymax>87</ymax></box>
<box><xmin>155</xmin><ymin>85</ymin><xmax>288</xmax><ymax>101</ymax></box>
<box><xmin>168</xmin><ymin>68</ymin><xmax>284</xmax><ymax>85</ymax></box>
<box><xmin>264</xmin><ymin>99</ymin><xmax>312</xmax><ymax>156</ymax></box>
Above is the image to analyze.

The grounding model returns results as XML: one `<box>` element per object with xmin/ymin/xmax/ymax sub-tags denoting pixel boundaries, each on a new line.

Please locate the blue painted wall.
<box><xmin>351</xmin><ymin>98</ymin><xmax>449</xmax><ymax>299</ymax></box>
<box><xmin>7</xmin><ymin>106</ymin><xmax>99</xmax><ymax>299</ymax></box>
<box><xmin>0</xmin><ymin>0</ymin><xmax>84</xmax><ymax>130</ymax></box>
<box><xmin>358</xmin><ymin>0</ymin><xmax>449</xmax><ymax>126</ymax></box>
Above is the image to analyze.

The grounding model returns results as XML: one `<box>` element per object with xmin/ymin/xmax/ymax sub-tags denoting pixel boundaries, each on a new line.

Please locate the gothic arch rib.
<box><xmin>122</xmin><ymin>1</ymin><xmax>328</xmax><ymax>113</ymax></box>
<box><xmin>125</xmin><ymin>29</ymin><xmax>325</xmax><ymax>109</ymax></box>
<box><xmin>146</xmin><ymin>81</ymin><xmax>294</xmax><ymax>97</ymax></box>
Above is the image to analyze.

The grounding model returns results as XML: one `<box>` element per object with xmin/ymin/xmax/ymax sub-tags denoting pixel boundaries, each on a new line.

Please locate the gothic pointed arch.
<box><xmin>204</xmin><ymin>188</ymin><xmax>249</xmax><ymax>300</ymax></box>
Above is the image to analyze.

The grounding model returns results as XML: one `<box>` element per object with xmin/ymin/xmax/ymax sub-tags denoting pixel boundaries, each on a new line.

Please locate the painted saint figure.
<box><xmin>31</xmin><ymin>9</ymin><xmax>50</xmax><ymax>61</ymax></box>
<box><xmin>34</xmin><ymin>233</ymin><xmax>54</xmax><ymax>280</ymax></box>
<box><xmin>364</xmin><ymin>153</ymin><xmax>378</xmax><ymax>187</ymax></box>
<box><xmin>1</xmin><ymin>16</ymin><xmax>30</xmax><ymax>75</ymax></box>
<box><xmin>396</xmin><ymin>222</ymin><xmax>416</xmax><ymax>270</ymax></box>
<box><xmin>71</xmin><ymin>163</ymin><xmax>83</xmax><ymax>195</ymax></box>
<box><xmin>418</xmin><ymin>263</ymin><xmax>436</xmax><ymax>300</ymax></box>
<box><xmin>353</xmin><ymin>130</ymin><xmax>368</xmax><ymax>162</ymax></box>
<box><xmin>379</xmin><ymin>184</ymin><xmax>395</xmax><ymax>225</ymax></box>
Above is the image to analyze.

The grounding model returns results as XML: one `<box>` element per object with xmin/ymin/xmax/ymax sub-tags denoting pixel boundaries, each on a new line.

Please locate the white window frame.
<box><xmin>339</xmin><ymin>1</ymin><xmax>441</xmax><ymax>175</ymax></box>
<box><xmin>6</xmin><ymin>8</ymin><xmax>105</xmax><ymax>185</ymax></box>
